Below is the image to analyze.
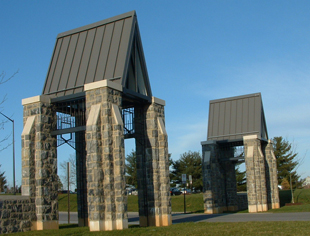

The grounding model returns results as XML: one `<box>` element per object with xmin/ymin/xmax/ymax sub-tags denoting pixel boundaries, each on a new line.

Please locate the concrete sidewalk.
<box><xmin>59</xmin><ymin>212</ymin><xmax>310</xmax><ymax>225</ymax></box>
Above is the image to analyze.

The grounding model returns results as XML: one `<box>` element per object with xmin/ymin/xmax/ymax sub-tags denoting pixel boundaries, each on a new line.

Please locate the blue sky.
<box><xmin>1</xmin><ymin>1</ymin><xmax>309</xmax><ymax>187</ymax></box>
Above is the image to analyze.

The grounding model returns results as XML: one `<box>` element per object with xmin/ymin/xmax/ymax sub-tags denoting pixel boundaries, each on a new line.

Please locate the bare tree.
<box><xmin>60</xmin><ymin>154</ymin><xmax>76</xmax><ymax>191</ymax></box>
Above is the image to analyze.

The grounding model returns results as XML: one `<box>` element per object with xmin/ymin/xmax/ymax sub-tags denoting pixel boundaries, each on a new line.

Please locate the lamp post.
<box><xmin>0</xmin><ymin>112</ymin><xmax>15</xmax><ymax>195</ymax></box>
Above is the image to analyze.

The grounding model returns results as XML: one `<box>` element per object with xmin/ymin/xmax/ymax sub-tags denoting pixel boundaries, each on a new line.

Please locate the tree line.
<box><xmin>0</xmin><ymin>135</ymin><xmax>304</xmax><ymax>193</ymax></box>
<box><xmin>125</xmin><ymin>136</ymin><xmax>305</xmax><ymax>192</ymax></box>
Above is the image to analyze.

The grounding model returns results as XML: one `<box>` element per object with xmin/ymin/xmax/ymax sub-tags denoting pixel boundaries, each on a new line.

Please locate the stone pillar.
<box><xmin>243</xmin><ymin>135</ymin><xmax>268</xmax><ymax>213</ymax></box>
<box><xmin>135</xmin><ymin>97</ymin><xmax>171</xmax><ymax>227</ymax></box>
<box><xmin>201</xmin><ymin>141</ymin><xmax>225</xmax><ymax>214</ymax></box>
<box><xmin>221</xmin><ymin>148</ymin><xmax>238</xmax><ymax>212</ymax></box>
<box><xmin>85</xmin><ymin>80</ymin><xmax>127</xmax><ymax>231</ymax></box>
<box><xmin>264</xmin><ymin>140</ymin><xmax>280</xmax><ymax>209</ymax></box>
<box><xmin>21</xmin><ymin>95</ymin><xmax>58</xmax><ymax>230</ymax></box>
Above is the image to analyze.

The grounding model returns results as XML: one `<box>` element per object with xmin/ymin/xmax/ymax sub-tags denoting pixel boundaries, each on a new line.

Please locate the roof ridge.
<box><xmin>57</xmin><ymin>10</ymin><xmax>136</xmax><ymax>38</ymax></box>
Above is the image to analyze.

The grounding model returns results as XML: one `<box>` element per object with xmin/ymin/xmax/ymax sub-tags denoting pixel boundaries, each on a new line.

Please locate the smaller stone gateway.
<box><xmin>201</xmin><ymin>93</ymin><xmax>280</xmax><ymax>213</ymax></box>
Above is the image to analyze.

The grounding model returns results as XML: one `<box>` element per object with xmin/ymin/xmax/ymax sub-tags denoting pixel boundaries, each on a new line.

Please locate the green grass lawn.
<box><xmin>8</xmin><ymin>221</ymin><xmax>310</xmax><ymax>236</ymax></box>
<box><xmin>6</xmin><ymin>190</ymin><xmax>310</xmax><ymax>235</ymax></box>
<box><xmin>58</xmin><ymin>193</ymin><xmax>78</xmax><ymax>212</ymax></box>
<box><xmin>59</xmin><ymin>189</ymin><xmax>310</xmax><ymax>213</ymax></box>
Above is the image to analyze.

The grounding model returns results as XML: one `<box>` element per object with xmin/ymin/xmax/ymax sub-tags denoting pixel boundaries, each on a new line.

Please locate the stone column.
<box><xmin>222</xmin><ymin>148</ymin><xmax>238</xmax><ymax>212</ymax></box>
<box><xmin>21</xmin><ymin>95</ymin><xmax>58</xmax><ymax>230</ymax></box>
<box><xmin>135</xmin><ymin>97</ymin><xmax>171</xmax><ymax>227</ymax></box>
<box><xmin>264</xmin><ymin>140</ymin><xmax>280</xmax><ymax>209</ymax></box>
<box><xmin>243</xmin><ymin>135</ymin><xmax>268</xmax><ymax>213</ymax></box>
<box><xmin>85</xmin><ymin>80</ymin><xmax>127</xmax><ymax>231</ymax></box>
<box><xmin>201</xmin><ymin>141</ymin><xmax>226</xmax><ymax>214</ymax></box>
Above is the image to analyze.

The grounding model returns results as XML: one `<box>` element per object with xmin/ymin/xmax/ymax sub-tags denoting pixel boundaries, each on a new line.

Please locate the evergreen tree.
<box><xmin>273</xmin><ymin>136</ymin><xmax>303</xmax><ymax>188</ymax></box>
<box><xmin>171</xmin><ymin>151</ymin><xmax>203</xmax><ymax>191</ymax></box>
<box><xmin>0</xmin><ymin>165</ymin><xmax>7</xmax><ymax>192</ymax></box>
<box><xmin>57</xmin><ymin>175</ymin><xmax>63</xmax><ymax>191</ymax></box>
<box><xmin>125</xmin><ymin>150</ymin><xmax>137</xmax><ymax>188</ymax></box>
<box><xmin>235</xmin><ymin>162</ymin><xmax>246</xmax><ymax>191</ymax></box>
<box><xmin>281</xmin><ymin>178</ymin><xmax>290</xmax><ymax>190</ymax></box>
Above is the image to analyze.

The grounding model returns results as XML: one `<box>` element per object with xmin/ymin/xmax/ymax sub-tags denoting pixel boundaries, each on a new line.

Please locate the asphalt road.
<box><xmin>59</xmin><ymin>212</ymin><xmax>310</xmax><ymax>225</ymax></box>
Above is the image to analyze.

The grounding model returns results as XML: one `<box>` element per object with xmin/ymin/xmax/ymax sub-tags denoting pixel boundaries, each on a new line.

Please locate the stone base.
<box><xmin>78</xmin><ymin>217</ymin><xmax>89</xmax><ymax>227</ymax></box>
<box><xmin>204</xmin><ymin>206</ymin><xmax>227</xmax><ymax>214</ymax></box>
<box><xmin>248</xmin><ymin>204</ymin><xmax>268</xmax><ymax>213</ymax></box>
<box><xmin>272</xmin><ymin>202</ymin><xmax>280</xmax><ymax>209</ymax></box>
<box><xmin>139</xmin><ymin>214</ymin><xmax>172</xmax><ymax>227</ymax></box>
<box><xmin>227</xmin><ymin>206</ymin><xmax>238</xmax><ymax>212</ymax></box>
<box><xmin>31</xmin><ymin>220</ymin><xmax>59</xmax><ymax>230</ymax></box>
<box><xmin>259</xmin><ymin>204</ymin><xmax>268</xmax><ymax>212</ymax></box>
<box><xmin>89</xmin><ymin>219</ymin><xmax>128</xmax><ymax>231</ymax></box>
<box><xmin>248</xmin><ymin>205</ymin><xmax>257</xmax><ymax>213</ymax></box>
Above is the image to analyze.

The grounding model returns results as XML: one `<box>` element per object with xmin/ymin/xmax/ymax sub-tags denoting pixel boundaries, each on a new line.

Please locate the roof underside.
<box><xmin>207</xmin><ymin>93</ymin><xmax>268</xmax><ymax>142</ymax></box>
<box><xmin>42</xmin><ymin>10</ymin><xmax>152</xmax><ymax>100</ymax></box>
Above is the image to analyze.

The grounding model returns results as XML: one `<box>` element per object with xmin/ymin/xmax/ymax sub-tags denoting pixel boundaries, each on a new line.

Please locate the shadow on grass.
<box><xmin>191</xmin><ymin>210</ymin><xmax>204</xmax><ymax>213</ymax></box>
<box><xmin>129</xmin><ymin>225</ymin><xmax>141</xmax><ymax>228</ymax></box>
<box><xmin>60</xmin><ymin>224</ymin><xmax>79</xmax><ymax>229</ymax></box>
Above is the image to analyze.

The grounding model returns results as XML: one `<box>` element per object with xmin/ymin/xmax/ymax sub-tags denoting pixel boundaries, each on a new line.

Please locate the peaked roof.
<box><xmin>207</xmin><ymin>93</ymin><xmax>268</xmax><ymax>142</ymax></box>
<box><xmin>42</xmin><ymin>10</ymin><xmax>152</xmax><ymax>99</ymax></box>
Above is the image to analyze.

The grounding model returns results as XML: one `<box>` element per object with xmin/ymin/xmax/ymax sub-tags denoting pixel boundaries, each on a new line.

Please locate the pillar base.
<box><xmin>248</xmin><ymin>204</ymin><xmax>268</xmax><ymax>213</ymax></box>
<box><xmin>78</xmin><ymin>217</ymin><xmax>89</xmax><ymax>227</ymax></box>
<box><xmin>272</xmin><ymin>202</ymin><xmax>280</xmax><ymax>209</ymax></box>
<box><xmin>248</xmin><ymin>205</ymin><xmax>257</xmax><ymax>213</ymax></box>
<box><xmin>31</xmin><ymin>220</ymin><xmax>59</xmax><ymax>231</ymax></box>
<box><xmin>227</xmin><ymin>206</ymin><xmax>238</xmax><ymax>212</ymax></box>
<box><xmin>204</xmin><ymin>206</ymin><xmax>227</xmax><ymax>214</ymax></box>
<box><xmin>139</xmin><ymin>214</ymin><xmax>172</xmax><ymax>227</ymax></box>
<box><xmin>89</xmin><ymin>219</ymin><xmax>128</xmax><ymax>231</ymax></box>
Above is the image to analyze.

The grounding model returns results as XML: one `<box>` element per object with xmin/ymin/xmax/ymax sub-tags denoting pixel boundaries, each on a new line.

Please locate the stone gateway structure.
<box><xmin>21</xmin><ymin>11</ymin><xmax>171</xmax><ymax>232</ymax></box>
<box><xmin>201</xmin><ymin>93</ymin><xmax>280</xmax><ymax>214</ymax></box>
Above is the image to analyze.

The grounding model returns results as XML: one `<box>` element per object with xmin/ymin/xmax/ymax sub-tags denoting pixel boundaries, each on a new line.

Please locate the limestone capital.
<box><xmin>84</xmin><ymin>79</ymin><xmax>123</xmax><ymax>92</ymax></box>
<box><xmin>152</xmin><ymin>97</ymin><xmax>165</xmax><ymax>106</ymax></box>
<box><xmin>22</xmin><ymin>95</ymin><xmax>51</xmax><ymax>105</ymax></box>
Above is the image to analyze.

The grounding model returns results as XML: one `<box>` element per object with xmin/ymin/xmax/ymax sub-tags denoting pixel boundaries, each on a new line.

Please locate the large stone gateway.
<box><xmin>21</xmin><ymin>11</ymin><xmax>171</xmax><ymax>231</ymax></box>
<box><xmin>201</xmin><ymin>93</ymin><xmax>280</xmax><ymax>213</ymax></box>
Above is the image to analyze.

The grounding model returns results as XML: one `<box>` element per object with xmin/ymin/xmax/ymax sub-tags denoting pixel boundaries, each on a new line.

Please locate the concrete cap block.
<box><xmin>84</xmin><ymin>80</ymin><xmax>123</xmax><ymax>92</ymax></box>
<box><xmin>22</xmin><ymin>95</ymin><xmax>51</xmax><ymax>105</ymax></box>
<box><xmin>243</xmin><ymin>134</ymin><xmax>259</xmax><ymax>141</ymax></box>
<box><xmin>152</xmin><ymin>97</ymin><xmax>165</xmax><ymax>106</ymax></box>
<box><xmin>201</xmin><ymin>140</ymin><xmax>217</xmax><ymax>145</ymax></box>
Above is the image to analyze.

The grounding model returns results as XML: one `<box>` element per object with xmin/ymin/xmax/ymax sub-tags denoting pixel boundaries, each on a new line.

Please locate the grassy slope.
<box><xmin>59</xmin><ymin>189</ymin><xmax>310</xmax><ymax>213</ymax></box>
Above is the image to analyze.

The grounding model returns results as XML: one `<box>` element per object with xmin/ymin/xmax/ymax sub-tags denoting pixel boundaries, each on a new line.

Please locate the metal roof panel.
<box><xmin>42</xmin><ymin>10</ymin><xmax>151</xmax><ymax>99</ymax></box>
<box><xmin>207</xmin><ymin>93</ymin><xmax>268</xmax><ymax>141</ymax></box>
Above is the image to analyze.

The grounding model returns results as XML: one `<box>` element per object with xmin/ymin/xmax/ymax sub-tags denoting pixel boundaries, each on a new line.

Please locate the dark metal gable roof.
<box><xmin>42</xmin><ymin>11</ymin><xmax>152</xmax><ymax>99</ymax></box>
<box><xmin>207</xmin><ymin>93</ymin><xmax>268</xmax><ymax>141</ymax></box>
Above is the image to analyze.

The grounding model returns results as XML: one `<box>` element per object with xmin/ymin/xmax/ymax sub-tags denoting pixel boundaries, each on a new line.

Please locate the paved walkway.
<box><xmin>59</xmin><ymin>212</ymin><xmax>310</xmax><ymax>225</ymax></box>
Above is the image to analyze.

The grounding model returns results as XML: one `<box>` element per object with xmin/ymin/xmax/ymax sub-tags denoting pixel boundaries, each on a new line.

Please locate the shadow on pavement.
<box><xmin>172</xmin><ymin>213</ymin><xmax>230</xmax><ymax>224</ymax></box>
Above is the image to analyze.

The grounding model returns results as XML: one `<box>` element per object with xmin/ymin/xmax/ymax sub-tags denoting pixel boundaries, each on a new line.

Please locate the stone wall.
<box><xmin>237</xmin><ymin>193</ymin><xmax>248</xmax><ymax>211</ymax></box>
<box><xmin>0</xmin><ymin>196</ymin><xmax>36</xmax><ymax>234</ymax></box>
<box><xmin>201</xmin><ymin>141</ymin><xmax>238</xmax><ymax>214</ymax></box>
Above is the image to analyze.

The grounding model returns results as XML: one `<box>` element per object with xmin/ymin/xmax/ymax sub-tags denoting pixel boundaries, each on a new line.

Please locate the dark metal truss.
<box><xmin>122</xmin><ymin>107</ymin><xmax>135</xmax><ymax>138</ymax></box>
<box><xmin>53</xmin><ymin>98</ymin><xmax>86</xmax><ymax>148</ymax></box>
